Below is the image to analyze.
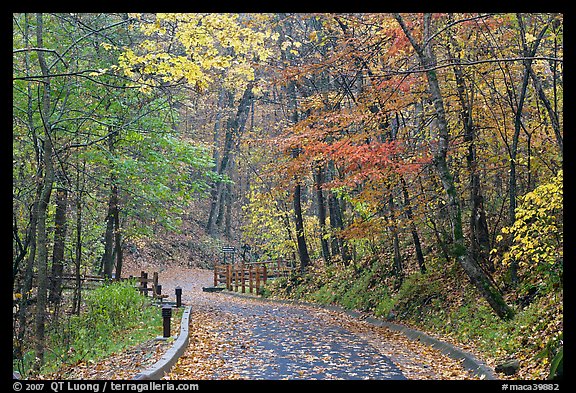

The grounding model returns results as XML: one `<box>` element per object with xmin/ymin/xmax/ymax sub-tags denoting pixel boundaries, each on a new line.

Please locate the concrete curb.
<box><xmin>218</xmin><ymin>290</ymin><xmax>497</xmax><ymax>380</ymax></box>
<box><xmin>334</xmin><ymin>307</ymin><xmax>497</xmax><ymax>380</ymax></box>
<box><xmin>133</xmin><ymin>306</ymin><xmax>191</xmax><ymax>380</ymax></box>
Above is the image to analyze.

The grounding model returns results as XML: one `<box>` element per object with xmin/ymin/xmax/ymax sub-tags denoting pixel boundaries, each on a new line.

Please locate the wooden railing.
<box><xmin>213</xmin><ymin>261</ymin><xmax>295</xmax><ymax>295</ymax></box>
<box><xmin>32</xmin><ymin>271</ymin><xmax>167</xmax><ymax>300</ymax></box>
<box><xmin>126</xmin><ymin>271</ymin><xmax>168</xmax><ymax>300</ymax></box>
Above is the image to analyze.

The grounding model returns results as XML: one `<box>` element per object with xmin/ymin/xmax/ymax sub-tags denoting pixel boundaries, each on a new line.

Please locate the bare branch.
<box><xmin>380</xmin><ymin>56</ymin><xmax>562</xmax><ymax>77</ymax></box>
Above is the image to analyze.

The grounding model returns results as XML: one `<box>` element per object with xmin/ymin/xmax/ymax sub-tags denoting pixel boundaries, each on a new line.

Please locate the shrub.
<box><xmin>35</xmin><ymin>280</ymin><xmax>160</xmax><ymax>375</ymax></box>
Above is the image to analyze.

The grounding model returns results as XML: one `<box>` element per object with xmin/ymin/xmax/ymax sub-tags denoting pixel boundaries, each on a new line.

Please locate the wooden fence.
<box><xmin>32</xmin><ymin>271</ymin><xmax>167</xmax><ymax>300</ymax></box>
<box><xmin>127</xmin><ymin>271</ymin><xmax>168</xmax><ymax>300</ymax></box>
<box><xmin>213</xmin><ymin>260</ymin><xmax>295</xmax><ymax>294</ymax></box>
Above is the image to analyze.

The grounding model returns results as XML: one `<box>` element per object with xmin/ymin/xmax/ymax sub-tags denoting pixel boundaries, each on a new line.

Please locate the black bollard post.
<box><xmin>175</xmin><ymin>286</ymin><xmax>182</xmax><ymax>308</ymax></box>
<box><xmin>162</xmin><ymin>305</ymin><xmax>172</xmax><ymax>338</ymax></box>
<box><xmin>156</xmin><ymin>284</ymin><xmax>163</xmax><ymax>303</ymax></box>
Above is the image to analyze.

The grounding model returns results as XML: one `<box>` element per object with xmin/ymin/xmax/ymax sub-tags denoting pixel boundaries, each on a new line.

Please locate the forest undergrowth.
<box><xmin>14</xmin><ymin>281</ymin><xmax>182</xmax><ymax>379</ymax></box>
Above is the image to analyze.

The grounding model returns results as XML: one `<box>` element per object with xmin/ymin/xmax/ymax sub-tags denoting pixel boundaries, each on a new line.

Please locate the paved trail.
<box><xmin>156</xmin><ymin>267</ymin><xmax>475</xmax><ymax>380</ymax></box>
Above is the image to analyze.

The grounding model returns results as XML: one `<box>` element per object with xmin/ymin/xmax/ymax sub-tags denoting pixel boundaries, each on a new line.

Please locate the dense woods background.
<box><xmin>13</xmin><ymin>13</ymin><xmax>562</xmax><ymax>379</ymax></box>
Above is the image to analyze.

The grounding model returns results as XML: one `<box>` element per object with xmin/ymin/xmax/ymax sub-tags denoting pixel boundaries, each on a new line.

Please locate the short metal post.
<box><xmin>175</xmin><ymin>286</ymin><xmax>182</xmax><ymax>308</ymax></box>
<box><xmin>162</xmin><ymin>305</ymin><xmax>172</xmax><ymax>338</ymax></box>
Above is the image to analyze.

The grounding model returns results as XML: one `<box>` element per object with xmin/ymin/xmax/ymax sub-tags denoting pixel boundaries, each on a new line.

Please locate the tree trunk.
<box><xmin>72</xmin><ymin>160</ymin><xmax>84</xmax><ymax>315</ymax></box>
<box><xmin>101</xmin><ymin>190</ymin><xmax>115</xmax><ymax>278</ymax></box>
<box><xmin>224</xmin><ymin>180</ymin><xmax>233</xmax><ymax>239</ymax></box>
<box><xmin>388</xmin><ymin>192</ymin><xmax>403</xmax><ymax>289</ymax></box>
<box><xmin>102</xmin><ymin>128</ymin><xmax>118</xmax><ymax>279</ymax></box>
<box><xmin>207</xmin><ymin>84</ymin><xmax>253</xmax><ymax>235</ymax></box>
<box><xmin>326</xmin><ymin>161</ymin><xmax>351</xmax><ymax>265</ymax></box>
<box><xmin>33</xmin><ymin>12</ymin><xmax>55</xmax><ymax>369</ymax></box>
<box><xmin>16</xmin><ymin>184</ymin><xmax>41</xmax><ymax>361</ymax></box>
<box><xmin>49</xmin><ymin>183</ymin><xmax>68</xmax><ymax>303</ymax></box>
<box><xmin>448</xmin><ymin>28</ymin><xmax>492</xmax><ymax>272</ymax></box>
<box><xmin>394</xmin><ymin>13</ymin><xmax>514</xmax><ymax>320</ymax></box>
<box><xmin>314</xmin><ymin>164</ymin><xmax>331</xmax><ymax>264</ymax></box>
<box><xmin>507</xmin><ymin>14</ymin><xmax>549</xmax><ymax>285</ymax></box>
<box><xmin>113</xmin><ymin>191</ymin><xmax>123</xmax><ymax>279</ymax></box>
<box><xmin>400</xmin><ymin>176</ymin><xmax>426</xmax><ymax>274</ymax></box>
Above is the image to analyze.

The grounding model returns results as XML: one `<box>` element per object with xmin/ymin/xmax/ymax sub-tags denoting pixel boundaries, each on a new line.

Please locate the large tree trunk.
<box><xmin>33</xmin><ymin>12</ymin><xmax>55</xmax><ymax>369</ymax></box>
<box><xmin>394</xmin><ymin>13</ymin><xmax>514</xmax><ymax>320</ymax></box>
<box><xmin>16</xmin><ymin>14</ymin><xmax>39</xmax><ymax>361</ymax></box>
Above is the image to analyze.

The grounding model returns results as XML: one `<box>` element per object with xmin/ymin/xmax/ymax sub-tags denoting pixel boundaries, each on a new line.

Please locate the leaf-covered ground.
<box><xmin>42</xmin><ymin>266</ymin><xmax>483</xmax><ymax>380</ymax></box>
<box><xmin>159</xmin><ymin>267</ymin><xmax>478</xmax><ymax>380</ymax></box>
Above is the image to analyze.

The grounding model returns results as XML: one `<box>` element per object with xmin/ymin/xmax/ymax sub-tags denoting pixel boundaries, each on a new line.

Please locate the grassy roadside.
<box><xmin>14</xmin><ymin>280</ymin><xmax>183</xmax><ymax>379</ymax></box>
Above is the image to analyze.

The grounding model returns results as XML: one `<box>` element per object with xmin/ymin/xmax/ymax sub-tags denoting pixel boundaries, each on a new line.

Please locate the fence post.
<box><xmin>255</xmin><ymin>265</ymin><xmax>260</xmax><ymax>295</ymax></box>
<box><xmin>153</xmin><ymin>272</ymin><xmax>159</xmax><ymax>296</ymax></box>
<box><xmin>249</xmin><ymin>265</ymin><xmax>253</xmax><ymax>293</ymax></box>
<box><xmin>213</xmin><ymin>265</ymin><xmax>218</xmax><ymax>287</ymax></box>
<box><xmin>226</xmin><ymin>264</ymin><xmax>232</xmax><ymax>291</ymax></box>
<box><xmin>233</xmin><ymin>264</ymin><xmax>238</xmax><ymax>292</ymax></box>
<box><xmin>141</xmin><ymin>271</ymin><xmax>148</xmax><ymax>296</ymax></box>
<box><xmin>241</xmin><ymin>263</ymin><xmax>245</xmax><ymax>293</ymax></box>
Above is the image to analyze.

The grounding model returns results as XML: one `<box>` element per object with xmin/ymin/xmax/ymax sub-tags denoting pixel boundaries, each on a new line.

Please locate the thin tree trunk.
<box><xmin>388</xmin><ymin>192</ymin><xmax>403</xmax><ymax>288</ymax></box>
<box><xmin>207</xmin><ymin>84</ymin><xmax>253</xmax><ymax>235</ymax></box>
<box><xmin>113</xmin><ymin>191</ymin><xmax>123</xmax><ymax>279</ymax></box>
<box><xmin>400</xmin><ymin>176</ymin><xmax>426</xmax><ymax>274</ymax></box>
<box><xmin>314</xmin><ymin>164</ymin><xmax>331</xmax><ymax>264</ymax></box>
<box><xmin>528</xmin><ymin>66</ymin><xmax>562</xmax><ymax>152</ymax></box>
<box><xmin>72</xmin><ymin>160</ymin><xmax>84</xmax><ymax>315</ymax></box>
<box><xmin>508</xmin><ymin>14</ymin><xmax>550</xmax><ymax>285</ymax></box>
<box><xmin>49</xmin><ymin>182</ymin><xmax>68</xmax><ymax>303</ymax></box>
<box><xmin>326</xmin><ymin>161</ymin><xmax>351</xmax><ymax>265</ymax></box>
<box><xmin>101</xmin><ymin>128</ymin><xmax>117</xmax><ymax>279</ymax></box>
<box><xmin>101</xmin><ymin>191</ymin><xmax>115</xmax><ymax>278</ymax></box>
<box><xmin>224</xmin><ymin>180</ymin><xmax>233</xmax><ymax>239</ymax></box>
<box><xmin>394</xmin><ymin>13</ymin><xmax>514</xmax><ymax>320</ymax></box>
<box><xmin>292</xmin><ymin>148</ymin><xmax>311</xmax><ymax>272</ymax></box>
<box><xmin>447</xmin><ymin>25</ymin><xmax>493</xmax><ymax>272</ymax></box>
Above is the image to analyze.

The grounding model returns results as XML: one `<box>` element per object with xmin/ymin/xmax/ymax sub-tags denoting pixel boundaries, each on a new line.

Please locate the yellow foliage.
<box><xmin>117</xmin><ymin>13</ymin><xmax>276</xmax><ymax>93</ymax></box>
<box><xmin>496</xmin><ymin>170</ymin><xmax>563</xmax><ymax>281</ymax></box>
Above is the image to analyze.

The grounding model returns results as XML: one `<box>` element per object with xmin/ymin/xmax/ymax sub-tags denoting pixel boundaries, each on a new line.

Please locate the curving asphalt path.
<box><xmin>206</xmin><ymin>300</ymin><xmax>405</xmax><ymax>380</ymax></box>
<box><xmin>152</xmin><ymin>267</ymin><xmax>488</xmax><ymax>380</ymax></box>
